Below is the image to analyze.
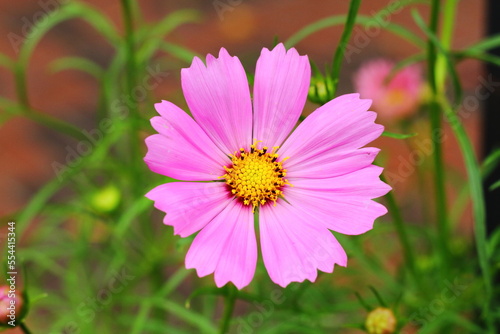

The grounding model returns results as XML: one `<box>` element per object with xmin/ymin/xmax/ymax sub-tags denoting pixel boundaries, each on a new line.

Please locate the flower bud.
<box><xmin>365</xmin><ymin>307</ymin><xmax>397</xmax><ymax>334</ymax></box>
<box><xmin>89</xmin><ymin>184</ymin><xmax>121</xmax><ymax>213</ymax></box>
<box><xmin>0</xmin><ymin>285</ymin><xmax>24</xmax><ymax>326</ymax></box>
<box><xmin>308</xmin><ymin>76</ymin><xmax>335</xmax><ymax>105</ymax></box>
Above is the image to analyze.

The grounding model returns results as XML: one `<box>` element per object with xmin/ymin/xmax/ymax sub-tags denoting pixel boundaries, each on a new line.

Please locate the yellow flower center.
<box><xmin>222</xmin><ymin>142</ymin><xmax>290</xmax><ymax>211</ymax></box>
<box><xmin>386</xmin><ymin>89</ymin><xmax>407</xmax><ymax>105</ymax></box>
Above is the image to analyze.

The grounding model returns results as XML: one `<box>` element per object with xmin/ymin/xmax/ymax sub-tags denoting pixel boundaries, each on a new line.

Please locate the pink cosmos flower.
<box><xmin>145</xmin><ymin>44</ymin><xmax>391</xmax><ymax>289</ymax></box>
<box><xmin>353</xmin><ymin>59</ymin><xmax>424</xmax><ymax>122</ymax></box>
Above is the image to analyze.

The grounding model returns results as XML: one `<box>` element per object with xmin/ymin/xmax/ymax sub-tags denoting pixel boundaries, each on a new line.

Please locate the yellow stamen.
<box><xmin>221</xmin><ymin>141</ymin><xmax>290</xmax><ymax>211</ymax></box>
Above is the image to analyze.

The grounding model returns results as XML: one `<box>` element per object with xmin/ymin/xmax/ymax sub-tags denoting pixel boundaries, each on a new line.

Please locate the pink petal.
<box><xmin>284</xmin><ymin>166</ymin><xmax>390</xmax><ymax>235</ymax></box>
<box><xmin>145</xmin><ymin>182</ymin><xmax>232</xmax><ymax>237</ymax></box>
<box><xmin>144</xmin><ymin>101</ymin><xmax>230</xmax><ymax>181</ymax></box>
<box><xmin>285</xmin><ymin>147</ymin><xmax>380</xmax><ymax>179</ymax></box>
<box><xmin>253</xmin><ymin>43</ymin><xmax>311</xmax><ymax>148</ymax></box>
<box><xmin>181</xmin><ymin>48</ymin><xmax>252</xmax><ymax>154</ymax></box>
<box><xmin>185</xmin><ymin>200</ymin><xmax>256</xmax><ymax>290</ymax></box>
<box><xmin>259</xmin><ymin>202</ymin><xmax>347</xmax><ymax>288</ymax></box>
<box><xmin>278</xmin><ymin>94</ymin><xmax>384</xmax><ymax>178</ymax></box>
<box><xmin>289</xmin><ymin>166</ymin><xmax>391</xmax><ymax>198</ymax></box>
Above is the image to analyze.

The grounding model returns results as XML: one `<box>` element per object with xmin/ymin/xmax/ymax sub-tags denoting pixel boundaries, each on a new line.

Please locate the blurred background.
<box><xmin>0</xmin><ymin>0</ymin><xmax>484</xmax><ymax>222</ymax></box>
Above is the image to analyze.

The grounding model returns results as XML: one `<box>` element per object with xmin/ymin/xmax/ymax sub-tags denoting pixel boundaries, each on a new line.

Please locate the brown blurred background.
<box><xmin>0</xmin><ymin>0</ymin><xmax>485</xmax><ymax>232</ymax></box>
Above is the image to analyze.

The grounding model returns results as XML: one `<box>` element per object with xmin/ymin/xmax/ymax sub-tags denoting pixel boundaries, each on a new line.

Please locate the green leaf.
<box><xmin>185</xmin><ymin>287</ymin><xmax>224</xmax><ymax>309</ymax></box>
<box><xmin>0</xmin><ymin>96</ymin><xmax>23</xmax><ymax>115</ymax></box>
<box><xmin>285</xmin><ymin>14</ymin><xmax>425</xmax><ymax>49</ymax></box>
<box><xmin>19</xmin><ymin>1</ymin><xmax>119</xmax><ymax>67</ymax></box>
<box><xmin>149</xmin><ymin>9</ymin><xmax>200</xmax><ymax>38</ymax></box>
<box><xmin>115</xmin><ymin>196</ymin><xmax>151</xmax><ymax>238</ymax></box>
<box><xmin>382</xmin><ymin>131</ymin><xmax>418</xmax><ymax>139</ymax></box>
<box><xmin>23</xmin><ymin>108</ymin><xmax>88</xmax><ymax>141</ymax></box>
<box><xmin>440</xmin><ymin>99</ymin><xmax>492</xmax><ymax>320</ymax></box>
<box><xmin>487</xmin><ymin>226</ymin><xmax>500</xmax><ymax>257</ymax></box>
<box><xmin>354</xmin><ymin>292</ymin><xmax>372</xmax><ymax>311</ymax></box>
<box><xmin>455</xmin><ymin>51</ymin><xmax>500</xmax><ymax>68</ymax></box>
<box><xmin>157</xmin><ymin>268</ymin><xmax>191</xmax><ymax>300</ymax></box>
<box><xmin>160</xmin><ymin>42</ymin><xmax>201</xmax><ymax>63</ymax></box>
<box><xmin>130</xmin><ymin>301</ymin><xmax>153</xmax><ymax>334</ymax></box>
<box><xmin>368</xmin><ymin>286</ymin><xmax>387</xmax><ymax>307</ymax></box>
<box><xmin>489</xmin><ymin>179</ymin><xmax>500</xmax><ymax>191</ymax></box>
<box><xmin>50</xmin><ymin>56</ymin><xmax>103</xmax><ymax>79</ymax></box>
<box><xmin>482</xmin><ymin>148</ymin><xmax>500</xmax><ymax>178</ymax></box>
<box><xmin>463</xmin><ymin>34</ymin><xmax>500</xmax><ymax>54</ymax></box>
<box><xmin>152</xmin><ymin>299</ymin><xmax>218</xmax><ymax>334</ymax></box>
<box><xmin>0</xmin><ymin>53</ymin><xmax>14</xmax><ymax>70</ymax></box>
<box><xmin>136</xmin><ymin>9</ymin><xmax>200</xmax><ymax>64</ymax></box>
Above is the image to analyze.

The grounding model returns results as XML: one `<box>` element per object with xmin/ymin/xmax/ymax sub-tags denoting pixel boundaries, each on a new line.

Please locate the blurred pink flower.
<box><xmin>353</xmin><ymin>59</ymin><xmax>425</xmax><ymax>122</ymax></box>
<box><xmin>145</xmin><ymin>44</ymin><xmax>390</xmax><ymax>289</ymax></box>
<box><xmin>0</xmin><ymin>285</ymin><xmax>23</xmax><ymax>325</ymax></box>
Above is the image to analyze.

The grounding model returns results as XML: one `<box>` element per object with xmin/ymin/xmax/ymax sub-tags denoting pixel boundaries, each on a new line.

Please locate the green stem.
<box><xmin>14</xmin><ymin>62</ymin><xmax>30</xmax><ymax>111</ymax></box>
<box><xmin>1</xmin><ymin>98</ymin><xmax>87</xmax><ymax>141</ymax></box>
<box><xmin>121</xmin><ymin>0</ymin><xmax>138</xmax><ymax>96</ymax></box>
<box><xmin>120</xmin><ymin>0</ymin><xmax>143</xmax><ymax>192</ymax></box>
<box><xmin>25</xmin><ymin>110</ymin><xmax>88</xmax><ymax>141</ymax></box>
<box><xmin>219</xmin><ymin>285</ymin><xmax>237</xmax><ymax>334</ymax></box>
<box><xmin>381</xmin><ymin>177</ymin><xmax>420</xmax><ymax>289</ymax></box>
<box><xmin>427</xmin><ymin>0</ymin><xmax>451</xmax><ymax>270</ymax></box>
<box><xmin>429</xmin><ymin>101</ymin><xmax>451</xmax><ymax>264</ymax></box>
<box><xmin>19</xmin><ymin>322</ymin><xmax>32</xmax><ymax>334</ymax></box>
<box><xmin>330</xmin><ymin>0</ymin><xmax>361</xmax><ymax>96</ymax></box>
<box><xmin>435</xmin><ymin>0</ymin><xmax>459</xmax><ymax>90</ymax></box>
<box><xmin>440</xmin><ymin>99</ymin><xmax>494</xmax><ymax>333</ymax></box>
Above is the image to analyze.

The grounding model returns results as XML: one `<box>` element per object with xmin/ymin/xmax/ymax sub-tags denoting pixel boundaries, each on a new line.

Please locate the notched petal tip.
<box><xmin>206</xmin><ymin>53</ymin><xmax>216</xmax><ymax>64</ymax></box>
<box><xmin>184</xmin><ymin>56</ymin><xmax>206</xmax><ymax>71</ymax></box>
<box><xmin>218</xmin><ymin>47</ymin><xmax>232</xmax><ymax>58</ymax></box>
<box><xmin>267</xmin><ymin>42</ymin><xmax>309</xmax><ymax>62</ymax></box>
<box><xmin>270</xmin><ymin>42</ymin><xmax>286</xmax><ymax>52</ymax></box>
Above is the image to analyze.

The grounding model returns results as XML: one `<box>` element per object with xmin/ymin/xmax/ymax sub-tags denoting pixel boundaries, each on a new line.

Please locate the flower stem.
<box><xmin>25</xmin><ymin>109</ymin><xmax>88</xmax><ymax>141</ymax></box>
<box><xmin>219</xmin><ymin>285</ymin><xmax>237</xmax><ymax>334</ymax></box>
<box><xmin>436</xmin><ymin>0</ymin><xmax>459</xmax><ymax>90</ymax></box>
<box><xmin>19</xmin><ymin>322</ymin><xmax>32</xmax><ymax>334</ymax></box>
<box><xmin>120</xmin><ymin>0</ymin><xmax>143</xmax><ymax>194</ymax></box>
<box><xmin>440</xmin><ymin>99</ymin><xmax>494</xmax><ymax>333</ymax></box>
<box><xmin>330</xmin><ymin>0</ymin><xmax>361</xmax><ymax>97</ymax></box>
<box><xmin>427</xmin><ymin>0</ymin><xmax>451</xmax><ymax>271</ymax></box>
<box><xmin>381</xmin><ymin>177</ymin><xmax>420</xmax><ymax>290</ymax></box>
<box><xmin>14</xmin><ymin>62</ymin><xmax>30</xmax><ymax>111</ymax></box>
